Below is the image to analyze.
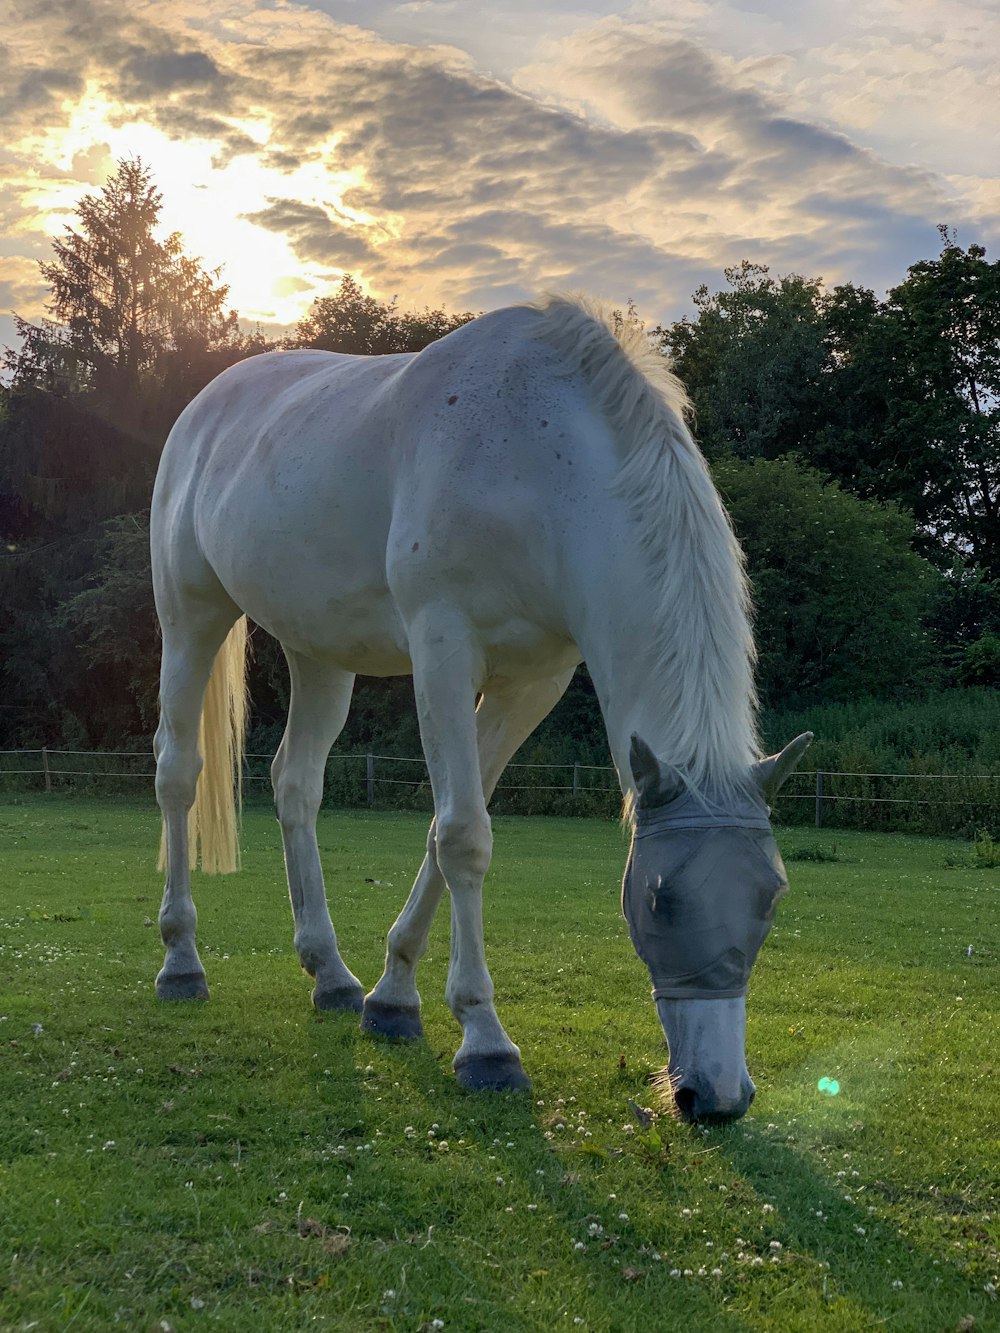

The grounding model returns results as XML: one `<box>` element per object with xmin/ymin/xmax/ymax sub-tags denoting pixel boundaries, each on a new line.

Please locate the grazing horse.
<box><xmin>150</xmin><ymin>294</ymin><xmax>810</xmax><ymax>1122</ymax></box>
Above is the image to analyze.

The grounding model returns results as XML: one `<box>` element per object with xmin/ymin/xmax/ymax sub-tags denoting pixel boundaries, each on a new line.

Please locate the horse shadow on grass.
<box><xmin>332</xmin><ymin>1030</ymin><xmax>993</xmax><ymax>1333</ymax></box>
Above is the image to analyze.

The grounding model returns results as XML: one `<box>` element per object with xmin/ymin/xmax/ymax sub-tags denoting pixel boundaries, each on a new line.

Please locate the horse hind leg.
<box><xmin>154</xmin><ymin>602</ymin><xmax>240</xmax><ymax>1000</ymax></box>
<box><xmin>271</xmin><ymin>650</ymin><xmax>364</xmax><ymax>1011</ymax></box>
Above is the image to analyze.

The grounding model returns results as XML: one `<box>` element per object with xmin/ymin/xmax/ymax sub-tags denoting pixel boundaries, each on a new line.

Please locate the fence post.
<box><xmin>815</xmin><ymin>771</ymin><xmax>824</xmax><ymax>828</ymax></box>
<box><xmin>573</xmin><ymin>762</ymin><xmax>580</xmax><ymax>797</ymax></box>
<box><xmin>366</xmin><ymin>753</ymin><xmax>375</xmax><ymax>808</ymax></box>
<box><xmin>42</xmin><ymin>747</ymin><xmax>52</xmax><ymax>794</ymax></box>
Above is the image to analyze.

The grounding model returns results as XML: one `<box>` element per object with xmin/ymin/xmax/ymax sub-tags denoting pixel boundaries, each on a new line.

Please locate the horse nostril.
<box><xmin>674</xmin><ymin>1086</ymin><xmax>698</xmax><ymax>1122</ymax></box>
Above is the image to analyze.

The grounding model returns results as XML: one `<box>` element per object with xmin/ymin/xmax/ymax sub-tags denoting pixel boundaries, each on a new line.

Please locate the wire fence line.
<box><xmin>1</xmin><ymin>748</ymin><xmax>998</xmax><ymax>834</ymax></box>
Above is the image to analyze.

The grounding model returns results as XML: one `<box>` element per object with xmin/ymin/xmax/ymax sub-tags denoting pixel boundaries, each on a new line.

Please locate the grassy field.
<box><xmin>0</xmin><ymin>797</ymin><xmax>997</xmax><ymax>1333</ymax></box>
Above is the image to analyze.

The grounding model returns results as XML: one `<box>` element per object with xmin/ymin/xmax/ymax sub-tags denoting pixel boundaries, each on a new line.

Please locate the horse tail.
<box><xmin>157</xmin><ymin>616</ymin><xmax>249</xmax><ymax>875</ymax></box>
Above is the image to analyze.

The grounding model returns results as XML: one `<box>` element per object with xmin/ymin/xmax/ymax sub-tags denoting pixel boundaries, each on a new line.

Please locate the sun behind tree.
<box><xmin>7</xmin><ymin>158</ymin><xmax>245</xmax><ymax>420</ymax></box>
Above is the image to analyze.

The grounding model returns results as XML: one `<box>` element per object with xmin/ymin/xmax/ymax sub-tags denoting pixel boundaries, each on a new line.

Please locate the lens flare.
<box><xmin>817</xmin><ymin>1076</ymin><xmax>840</xmax><ymax>1096</ymax></box>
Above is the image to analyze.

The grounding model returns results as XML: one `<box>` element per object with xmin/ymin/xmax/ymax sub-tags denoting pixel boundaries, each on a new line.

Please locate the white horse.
<box><xmin>150</xmin><ymin>294</ymin><xmax>810</xmax><ymax>1122</ymax></box>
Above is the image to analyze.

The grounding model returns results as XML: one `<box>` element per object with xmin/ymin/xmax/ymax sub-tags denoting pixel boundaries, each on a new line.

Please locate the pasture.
<box><xmin>0</xmin><ymin>797</ymin><xmax>996</xmax><ymax>1332</ymax></box>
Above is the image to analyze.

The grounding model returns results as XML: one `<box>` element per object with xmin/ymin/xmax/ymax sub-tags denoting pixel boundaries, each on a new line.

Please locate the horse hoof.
<box><xmin>455</xmin><ymin>1053</ymin><xmax>531</xmax><ymax>1092</ymax></box>
<box><xmin>360</xmin><ymin>998</ymin><xmax>424</xmax><ymax>1040</ymax></box>
<box><xmin>313</xmin><ymin>983</ymin><xmax>365</xmax><ymax>1013</ymax></box>
<box><xmin>156</xmin><ymin>970</ymin><xmax>209</xmax><ymax>1001</ymax></box>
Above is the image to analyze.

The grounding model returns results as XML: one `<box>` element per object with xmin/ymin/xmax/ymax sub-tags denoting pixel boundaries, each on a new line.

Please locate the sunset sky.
<box><xmin>2</xmin><ymin>0</ymin><xmax>998</xmax><ymax>349</ymax></box>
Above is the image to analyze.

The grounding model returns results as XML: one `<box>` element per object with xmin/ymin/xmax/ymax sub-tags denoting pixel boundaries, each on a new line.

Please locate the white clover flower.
<box><xmin>891</xmin><ymin>1279</ymin><xmax>903</xmax><ymax>1290</ymax></box>
<box><xmin>712</xmin><ymin>1268</ymin><xmax>723</xmax><ymax>1277</ymax></box>
<box><xmin>769</xmin><ymin>1241</ymin><xmax>782</xmax><ymax>1251</ymax></box>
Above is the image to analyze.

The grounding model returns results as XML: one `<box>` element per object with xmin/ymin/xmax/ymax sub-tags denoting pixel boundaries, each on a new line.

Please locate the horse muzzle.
<box><xmin>671</xmin><ymin>1071</ymin><xmax>757</xmax><ymax>1123</ymax></box>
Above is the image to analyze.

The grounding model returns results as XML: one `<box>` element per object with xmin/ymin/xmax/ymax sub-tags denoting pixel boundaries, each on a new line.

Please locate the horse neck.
<box><xmin>572</xmin><ymin>465</ymin><xmax>760</xmax><ymax>803</ymax></box>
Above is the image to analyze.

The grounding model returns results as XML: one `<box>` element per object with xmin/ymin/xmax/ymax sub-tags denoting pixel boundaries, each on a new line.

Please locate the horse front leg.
<box><xmin>360</xmin><ymin>819</ymin><xmax>444</xmax><ymax>1039</ymax></box>
<box><xmin>272</xmin><ymin>652</ymin><xmax>365</xmax><ymax>1011</ymax></box>
<box><xmin>398</xmin><ymin>610</ymin><xmax>547</xmax><ymax>1091</ymax></box>
<box><xmin>362</xmin><ymin>670</ymin><xmax>574</xmax><ymax>1048</ymax></box>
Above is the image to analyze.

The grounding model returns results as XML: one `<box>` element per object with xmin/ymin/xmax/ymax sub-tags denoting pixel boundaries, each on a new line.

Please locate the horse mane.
<box><xmin>527</xmin><ymin>293</ymin><xmax>761</xmax><ymax>811</ymax></box>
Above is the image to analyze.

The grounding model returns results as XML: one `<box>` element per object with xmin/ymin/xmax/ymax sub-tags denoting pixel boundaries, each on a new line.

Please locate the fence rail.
<box><xmin>1</xmin><ymin>748</ymin><xmax>998</xmax><ymax>834</ymax></box>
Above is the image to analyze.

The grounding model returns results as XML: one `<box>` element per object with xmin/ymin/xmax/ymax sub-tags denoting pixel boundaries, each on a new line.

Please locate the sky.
<box><xmin>1</xmin><ymin>0</ymin><xmax>998</xmax><ymax>350</ymax></box>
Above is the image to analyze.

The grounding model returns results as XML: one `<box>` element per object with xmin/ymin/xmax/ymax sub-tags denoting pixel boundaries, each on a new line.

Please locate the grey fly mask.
<box><xmin>622</xmin><ymin>795</ymin><xmax>788</xmax><ymax>1001</ymax></box>
<box><xmin>622</xmin><ymin>732</ymin><xmax>812</xmax><ymax>1121</ymax></box>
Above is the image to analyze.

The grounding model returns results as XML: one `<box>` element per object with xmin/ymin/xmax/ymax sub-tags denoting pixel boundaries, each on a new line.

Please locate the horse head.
<box><xmin>623</xmin><ymin>732</ymin><xmax>812</xmax><ymax>1123</ymax></box>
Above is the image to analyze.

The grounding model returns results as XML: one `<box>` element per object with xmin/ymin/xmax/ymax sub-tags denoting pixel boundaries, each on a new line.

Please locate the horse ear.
<box><xmin>752</xmin><ymin>733</ymin><xmax>813</xmax><ymax>801</ymax></box>
<box><xmin>629</xmin><ymin>734</ymin><xmax>685</xmax><ymax>808</ymax></box>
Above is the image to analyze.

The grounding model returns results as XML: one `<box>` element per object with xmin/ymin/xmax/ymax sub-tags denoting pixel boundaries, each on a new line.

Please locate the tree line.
<box><xmin>1</xmin><ymin>159</ymin><xmax>998</xmax><ymax>770</ymax></box>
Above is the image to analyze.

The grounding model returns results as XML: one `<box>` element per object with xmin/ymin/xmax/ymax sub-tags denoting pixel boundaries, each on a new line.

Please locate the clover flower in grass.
<box><xmin>892</xmin><ymin>1280</ymin><xmax>903</xmax><ymax>1290</ymax></box>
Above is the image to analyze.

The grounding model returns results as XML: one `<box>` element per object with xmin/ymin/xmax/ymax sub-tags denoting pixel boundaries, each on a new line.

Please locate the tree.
<box><xmin>879</xmin><ymin>230</ymin><xmax>1000</xmax><ymax>579</ymax></box>
<box><xmin>0</xmin><ymin>160</ymin><xmax>262</xmax><ymax>749</ymax></box>
<box><xmin>7</xmin><ymin>158</ymin><xmax>241</xmax><ymax>411</ymax></box>
<box><xmin>660</xmin><ymin>236</ymin><xmax>1000</xmax><ymax>583</ymax></box>
<box><xmin>658</xmin><ymin>263</ymin><xmax>832</xmax><ymax>463</ymax></box>
<box><xmin>294</xmin><ymin>274</ymin><xmax>474</xmax><ymax>355</ymax></box>
<box><xmin>713</xmin><ymin>456</ymin><xmax>937</xmax><ymax>707</ymax></box>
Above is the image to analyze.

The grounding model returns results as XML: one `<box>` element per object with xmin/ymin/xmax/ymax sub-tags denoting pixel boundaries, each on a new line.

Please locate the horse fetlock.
<box><xmin>159</xmin><ymin>904</ymin><xmax>197</xmax><ymax>948</ymax></box>
<box><xmin>294</xmin><ymin>932</ymin><xmax>338</xmax><ymax>977</ymax></box>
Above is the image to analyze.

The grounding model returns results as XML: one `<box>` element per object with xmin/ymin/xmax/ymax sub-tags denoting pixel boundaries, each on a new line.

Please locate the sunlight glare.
<box><xmin>19</xmin><ymin>86</ymin><xmax>377</xmax><ymax>326</ymax></box>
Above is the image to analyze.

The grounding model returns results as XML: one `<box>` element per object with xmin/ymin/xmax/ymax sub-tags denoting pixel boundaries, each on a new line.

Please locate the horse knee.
<box><xmin>272</xmin><ymin>767</ymin><xmax>322</xmax><ymax>829</ymax></box>
<box><xmin>435</xmin><ymin>814</ymin><xmax>492</xmax><ymax>885</ymax></box>
<box><xmin>155</xmin><ymin>735</ymin><xmax>201</xmax><ymax>810</ymax></box>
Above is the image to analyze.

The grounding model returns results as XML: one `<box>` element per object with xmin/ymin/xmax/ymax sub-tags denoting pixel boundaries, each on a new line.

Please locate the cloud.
<box><xmin>242</xmin><ymin>197</ymin><xmax>379</xmax><ymax>269</ymax></box>
<box><xmin>0</xmin><ymin>0</ymin><xmax>993</xmax><ymax>344</ymax></box>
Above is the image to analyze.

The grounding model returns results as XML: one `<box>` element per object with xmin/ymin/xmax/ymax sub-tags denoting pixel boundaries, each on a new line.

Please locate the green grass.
<box><xmin>0</xmin><ymin>797</ymin><xmax>997</xmax><ymax>1332</ymax></box>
